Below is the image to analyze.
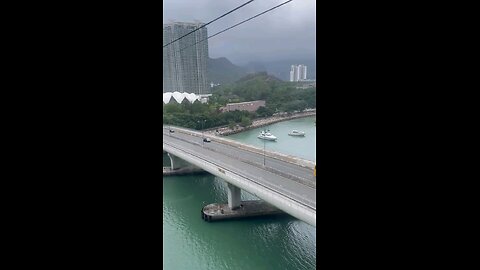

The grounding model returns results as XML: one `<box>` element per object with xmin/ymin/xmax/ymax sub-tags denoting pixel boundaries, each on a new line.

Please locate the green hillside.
<box><xmin>207</xmin><ymin>57</ymin><xmax>247</xmax><ymax>85</ymax></box>
<box><xmin>212</xmin><ymin>72</ymin><xmax>315</xmax><ymax>113</ymax></box>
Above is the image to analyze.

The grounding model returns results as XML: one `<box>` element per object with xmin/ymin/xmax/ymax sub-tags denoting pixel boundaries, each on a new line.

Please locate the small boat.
<box><xmin>258</xmin><ymin>130</ymin><xmax>277</xmax><ymax>141</ymax></box>
<box><xmin>288</xmin><ymin>130</ymin><xmax>305</xmax><ymax>137</ymax></box>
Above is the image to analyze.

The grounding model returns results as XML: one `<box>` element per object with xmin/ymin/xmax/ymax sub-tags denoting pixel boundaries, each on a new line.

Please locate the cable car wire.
<box><xmin>162</xmin><ymin>0</ymin><xmax>255</xmax><ymax>48</ymax></box>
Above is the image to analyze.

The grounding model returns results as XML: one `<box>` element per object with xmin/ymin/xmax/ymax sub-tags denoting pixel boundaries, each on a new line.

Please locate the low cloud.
<box><xmin>163</xmin><ymin>0</ymin><xmax>316</xmax><ymax>65</ymax></box>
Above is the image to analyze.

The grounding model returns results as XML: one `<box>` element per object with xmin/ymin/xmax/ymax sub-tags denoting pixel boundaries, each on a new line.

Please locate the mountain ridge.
<box><xmin>207</xmin><ymin>56</ymin><xmax>316</xmax><ymax>85</ymax></box>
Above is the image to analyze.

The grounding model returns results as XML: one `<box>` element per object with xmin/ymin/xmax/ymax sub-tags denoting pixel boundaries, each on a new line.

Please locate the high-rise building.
<box><xmin>163</xmin><ymin>22</ymin><xmax>209</xmax><ymax>94</ymax></box>
<box><xmin>289</xmin><ymin>65</ymin><xmax>307</xmax><ymax>82</ymax></box>
<box><xmin>300</xmin><ymin>65</ymin><xmax>307</xmax><ymax>80</ymax></box>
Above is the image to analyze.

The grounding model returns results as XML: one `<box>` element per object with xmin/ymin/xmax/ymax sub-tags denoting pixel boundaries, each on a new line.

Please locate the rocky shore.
<box><xmin>206</xmin><ymin>109</ymin><xmax>316</xmax><ymax>136</ymax></box>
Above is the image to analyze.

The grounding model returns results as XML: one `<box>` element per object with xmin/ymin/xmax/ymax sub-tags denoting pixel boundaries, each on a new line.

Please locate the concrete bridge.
<box><xmin>163</xmin><ymin>126</ymin><xmax>316</xmax><ymax>227</ymax></box>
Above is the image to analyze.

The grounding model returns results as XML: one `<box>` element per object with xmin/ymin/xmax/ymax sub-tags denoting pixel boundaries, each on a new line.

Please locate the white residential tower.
<box><xmin>289</xmin><ymin>65</ymin><xmax>307</xmax><ymax>82</ymax></box>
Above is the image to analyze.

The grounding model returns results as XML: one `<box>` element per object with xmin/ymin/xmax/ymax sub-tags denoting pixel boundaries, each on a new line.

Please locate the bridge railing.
<box><xmin>169</xmin><ymin>133</ymin><xmax>315</xmax><ymax>188</ymax></box>
<box><xmin>163</xmin><ymin>126</ymin><xmax>315</xmax><ymax>170</ymax></box>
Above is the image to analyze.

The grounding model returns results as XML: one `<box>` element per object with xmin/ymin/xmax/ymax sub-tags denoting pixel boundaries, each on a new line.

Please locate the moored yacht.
<box><xmin>288</xmin><ymin>130</ymin><xmax>305</xmax><ymax>137</ymax></box>
<box><xmin>258</xmin><ymin>130</ymin><xmax>277</xmax><ymax>141</ymax></box>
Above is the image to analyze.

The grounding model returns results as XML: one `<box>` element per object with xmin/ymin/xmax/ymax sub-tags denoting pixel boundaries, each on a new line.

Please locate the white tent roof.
<box><xmin>163</xmin><ymin>92</ymin><xmax>201</xmax><ymax>104</ymax></box>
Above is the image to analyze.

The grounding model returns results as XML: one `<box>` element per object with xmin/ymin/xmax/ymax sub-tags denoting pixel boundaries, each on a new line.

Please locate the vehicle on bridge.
<box><xmin>203</xmin><ymin>138</ymin><xmax>211</xmax><ymax>143</ymax></box>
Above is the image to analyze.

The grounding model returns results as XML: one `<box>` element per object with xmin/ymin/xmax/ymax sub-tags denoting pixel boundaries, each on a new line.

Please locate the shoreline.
<box><xmin>206</xmin><ymin>109</ymin><xmax>316</xmax><ymax>136</ymax></box>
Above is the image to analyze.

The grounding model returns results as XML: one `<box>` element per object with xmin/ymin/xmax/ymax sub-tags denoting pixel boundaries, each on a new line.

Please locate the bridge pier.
<box><xmin>165</xmin><ymin>153</ymin><xmax>204</xmax><ymax>175</ymax></box>
<box><xmin>201</xmin><ymin>182</ymin><xmax>284</xmax><ymax>222</ymax></box>
<box><xmin>168</xmin><ymin>153</ymin><xmax>189</xmax><ymax>170</ymax></box>
<box><xmin>202</xmin><ymin>200</ymin><xmax>283</xmax><ymax>222</ymax></box>
<box><xmin>227</xmin><ymin>183</ymin><xmax>241</xmax><ymax>210</ymax></box>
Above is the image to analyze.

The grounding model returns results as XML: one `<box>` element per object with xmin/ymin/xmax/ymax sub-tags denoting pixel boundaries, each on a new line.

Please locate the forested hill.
<box><xmin>243</xmin><ymin>59</ymin><xmax>316</xmax><ymax>81</ymax></box>
<box><xmin>211</xmin><ymin>72</ymin><xmax>315</xmax><ymax>113</ymax></box>
<box><xmin>207</xmin><ymin>57</ymin><xmax>247</xmax><ymax>85</ymax></box>
<box><xmin>234</xmin><ymin>72</ymin><xmax>282</xmax><ymax>83</ymax></box>
<box><xmin>164</xmin><ymin>72</ymin><xmax>316</xmax><ymax>130</ymax></box>
<box><xmin>207</xmin><ymin>57</ymin><xmax>316</xmax><ymax>84</ymax></box>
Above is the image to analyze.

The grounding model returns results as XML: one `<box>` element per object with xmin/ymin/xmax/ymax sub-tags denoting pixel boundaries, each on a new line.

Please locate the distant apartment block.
<box><xmin>289</xmin><ymin>65</ymin><xmax>307</xmax><ymax>82</ymax></box>
<box><xmin>220</xmin><ymin>100</ymin><xmax>266</xmax><ymax>113</ymax></box>
<box><xmin>210</xmin><ymin>82</ymin><xmax>221</xmax><ymax>88</ymax></box>
<box><xmin>163</xmin><ymin>22</ymin><xmax>209</xmax><ymax>95</ymax></box>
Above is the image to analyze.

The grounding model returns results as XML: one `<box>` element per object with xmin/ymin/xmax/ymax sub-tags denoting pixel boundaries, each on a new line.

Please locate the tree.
<box><xmin>240</xmin><ymin>116</ymin><xmax>252</xmax><ymax>127</ymax></box>
<box><xmin>256</xmin><ymin>106</ymin><xmax>273</xmax><ymax>117</ymax></box>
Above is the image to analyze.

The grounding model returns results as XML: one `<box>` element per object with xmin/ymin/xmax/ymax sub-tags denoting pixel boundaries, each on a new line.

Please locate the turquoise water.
<box><xmin>228</xmin><ymin>117</ymin><xmax>317</xmax><ymax>162</ymax></box>
<box><xmin>163</xmin><ymin>116</ymin><xmax>316</xmax><ymax>269</ymax></box>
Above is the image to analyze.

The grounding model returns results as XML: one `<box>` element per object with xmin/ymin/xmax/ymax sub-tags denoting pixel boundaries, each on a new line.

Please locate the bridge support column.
<box><xmin>168</xmin><ymin>153</ymin><xmax>193</xmax><ymax>170</ymax></box>
<box><xmin>164</xmin><ymin>153</ymin><xmax>205</xmax><ymax>176</ymax></box>
<box><xmin>202</xmin><ymin>183</ymin><xmax>283</xmax><ymax>221</ymax></box>
<box><xmin>227</xmin><ymin>183</ymin><xmax>241</xmax><ymax>210</ymax></box>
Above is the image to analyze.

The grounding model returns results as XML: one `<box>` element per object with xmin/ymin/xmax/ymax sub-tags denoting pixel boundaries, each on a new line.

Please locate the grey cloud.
<box><xmin>163</xmin><ymin>0</ymin><xmax>316</xmax><ymax>65</ymax></box>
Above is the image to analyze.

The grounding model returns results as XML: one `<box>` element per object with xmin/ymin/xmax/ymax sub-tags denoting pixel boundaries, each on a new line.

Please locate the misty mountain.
<box><xmin>243</xmin><ymin>59</ymin><xmax>316</xmax><ymax>81</ymax></box>
<box><xmin>234</xmin><ymin>71</ymin><xmax>282</xmax><ymax>84</ymax></box>
<box><xmin>207</xmin><ymin>56</ymin><xmax>316</xmax><ymax>85</ymax></box>
<box><xmin>207</xmin><ymin>57</ymin><xmax>248</xmax><ymax>85</ymax></box>
<box><xmin>244</xmin><ymin>62</ymin><xmax>267</xmax><ymax>74</ymax></box>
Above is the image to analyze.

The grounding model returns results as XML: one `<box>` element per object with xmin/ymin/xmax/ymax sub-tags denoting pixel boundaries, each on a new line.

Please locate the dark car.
<box><xmin>169</xmin><ymin>129</ymin><xmax>175</xmax><ymax>133</ymax></box>
<box><xmin>203</xmin><ymin>138</ymin><xmax>211</xmax><ymax>142</ymax></box>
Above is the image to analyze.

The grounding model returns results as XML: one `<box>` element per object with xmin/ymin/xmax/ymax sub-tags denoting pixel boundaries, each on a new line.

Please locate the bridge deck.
<box><xmin>165</xmin><ymin>128</ymin><xmax>315</xmax><ymax>187</ymax></box>
<box><xmin>163</xmin><ymin>127</ymin><xmax>316</xmax><ymax>213</ymax></box>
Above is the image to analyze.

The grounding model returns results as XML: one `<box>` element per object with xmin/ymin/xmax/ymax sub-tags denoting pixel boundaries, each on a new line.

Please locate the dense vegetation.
<box><xmin>163</xmin><ymin>72</ymin><xmax>316</xmax><ymax>130</ymax></box>
<box><xmin>163</xmin><ymin>101</ymin><xmax>254</xmax><ymax>130</ymax></box>
<box><xmin>210</xmin><ymin>72</ymin><xmax>316</xmax><ymax>113</ymax></box>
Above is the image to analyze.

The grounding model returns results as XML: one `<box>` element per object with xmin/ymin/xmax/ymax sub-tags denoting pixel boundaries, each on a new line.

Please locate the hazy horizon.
<box><xmin>163</xmin><ymin>0</ymin><xmax>316</xmax><ymax>66</ymax></box>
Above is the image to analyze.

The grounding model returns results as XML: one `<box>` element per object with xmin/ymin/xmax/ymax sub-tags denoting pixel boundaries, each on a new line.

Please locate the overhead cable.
<box><xmin>162</xmin><ymin>0</ymin><xmax>255</xmax><ymax>48</ymax></box>
<box><xmin>176</xmin><ymin>0</ymin><xmax>293</xmax><ymax>54</ymax></box>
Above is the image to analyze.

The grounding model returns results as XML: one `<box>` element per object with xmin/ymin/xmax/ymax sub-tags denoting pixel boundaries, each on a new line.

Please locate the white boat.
<box><xmin>258</xmin><ymin>130</ymin><xmax>277</xmax><ymax>141</ymax></box>
<box><xmin>288</xmin><ymin>130</ymin><xmax>305</xmax><ymax>137</ymax></box>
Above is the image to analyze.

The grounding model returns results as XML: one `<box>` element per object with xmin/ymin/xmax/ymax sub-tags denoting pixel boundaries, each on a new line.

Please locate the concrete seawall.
<box><xmin>205</xmin><ymin>110</ymin><xmax>316</xmax><ymax>137</ymax></box>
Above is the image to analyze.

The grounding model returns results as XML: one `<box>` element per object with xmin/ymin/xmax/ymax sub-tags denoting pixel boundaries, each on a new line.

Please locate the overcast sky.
<box><xmin>163</xmin><ymin>0</ymin><xmax>316</xmax><ymax>65</ymax></box>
